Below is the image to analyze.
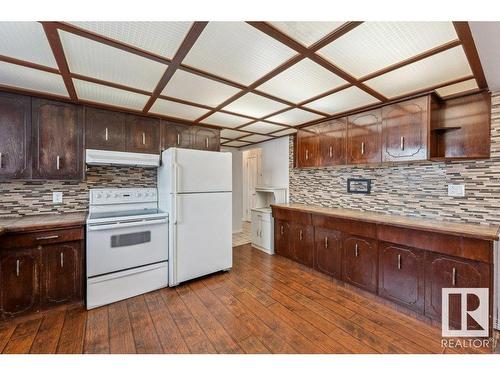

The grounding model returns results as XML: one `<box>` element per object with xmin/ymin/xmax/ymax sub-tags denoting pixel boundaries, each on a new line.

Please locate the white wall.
<box><xmin>222</xmin><ymin>147</ymin><xmax>243</xmax><ymax>233</ymax></box>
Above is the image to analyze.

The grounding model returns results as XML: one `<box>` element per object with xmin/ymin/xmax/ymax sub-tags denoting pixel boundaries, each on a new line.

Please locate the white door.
<box><xmin>175</xmin><ymin>148</ymin><xmax>232</xmax><ymax>193</ymax></box>
<box><xmin>171</xmin><ymin>192</ymin><xmax>232</xmax><ymax>285</ymax></box>
<box><xmin>243</xmin><ymin>149</ymin><xmax>261</xmax><ymax>220</ymax></box>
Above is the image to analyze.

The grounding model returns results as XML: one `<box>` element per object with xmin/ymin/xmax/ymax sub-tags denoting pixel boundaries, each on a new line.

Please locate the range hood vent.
<box><xmin>85</xmin><ymin>149</ymin><xmax>160</xmax><ymax>168</ymax></box>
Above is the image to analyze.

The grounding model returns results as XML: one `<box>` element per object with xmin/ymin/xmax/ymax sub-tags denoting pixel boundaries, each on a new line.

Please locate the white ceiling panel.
<box><xmin>257</xmin><ymin>58</ymin><xmax>347</xmax><ymax>103</ymax></box>
<box><xmin>434</xmin><ymin>78</ymin><xmax>478</xmax><ymax>98</ymax></box>
<box><xmin>0</xmin><ymin>61</ymin><xmax>68</xmax><ymax>97</ymax></box>
<box><xmin>272</xmin><ymin>128</ymin><xmax>297</xmax><ymax>136</ymax></box>
<box><xmin>149</xmin><ymin>98</ymin><xmax>209</xmax><ymax>120</ymax></box>
<box><xmin>364</xmin><ymin>46</ymin><xmax>472</xmax><ymax>98</ymax></box>
<box><xmin>319</xmin><ymin>22</ymin><xmax>458</xmax><ymax>78</ymax></box>
<box><xmin>223</xmin><ymin>93</ymin><xmax>289</xmax><ymax>118</ymax></box>
<box><xmin>60</xmin><ymin>30</ymin><xmax>168</xmax><ymax>91</ymax></box>
<box><xmin>74</xmin><ymin>79</ymin><xmax>149</xmax><ymax>110</ymax></box>
<box><xmin>239</xmin><ymin>122</ymin><xmax>287</xmax><ymax>134</ymax></box>
<box><xmin>0</xmin><ymin>22</ymin><xmax>57</xmax><ymax>68</ymax></box>
<box><xmin>183</xmin><ymin>22</ymin><xmax>297</xmax><ymax>85</ymax></box>
<box><xmin>224</xmin><ymin>140</ymin><xmax>251</xmax><ymax>147</ymax></box>
<box><xmin>162</xmin><ymin>69</ymin><xmax>241</xmax><ymax>107</ymax></box>
<box><xmin>240</xmin><ymin>134</ymin><xmax>273</xmax><ymax>143</ymax></box>
<box><xmin>270</xmin><ymin>22</ymin><xmax>345</xmax><ymax>47</ymax></box>
<box><xmin>266</xmin><ymin>108</ymin><xmax>324</xmax><ymax>126</ymax></box>
<box><xmin>68</xmin><ymin>22</ymin><xmax>192</xmax><ymax>59</ymax></box>
<box><xmin>220</xmin><ymin>129</ymin><xmax>250</xmax><ymax>139</ymax></box>
<box><xmin>201</xmin><ymin>111</ymin><xmax>250</xmax><ymax>128</ymax></box>
<box><xmin>304</xmin><ymin>86</ymin><xmax>379</xmax><ymax>115</ymax></box>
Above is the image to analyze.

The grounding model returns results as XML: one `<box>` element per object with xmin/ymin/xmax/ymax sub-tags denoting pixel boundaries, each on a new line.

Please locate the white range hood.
<box><xmin>85</xmin><ymin>149</ymin><xmax>160</xmax><ymax>168</ymax></box>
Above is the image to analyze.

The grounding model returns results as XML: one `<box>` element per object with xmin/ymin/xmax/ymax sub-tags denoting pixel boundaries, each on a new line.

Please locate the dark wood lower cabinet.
<box><xmin>342</xmin><ymin>236</ymin><xmax>378</xmax><ymax>293</ymax></box>
<box><xmin>378</xmin><ymin>242</ymin><xmax>425</xmax><ymax>313</ymax></box>
<box><xmin>290</xmin><ymin>223</ymin><xmax>314</xmax><ymax>267</ymax></box>
<box><xmin>274</xmin><ymin>219</ymin><xmax>291</xmax><ymax>258</ymax></box>
<box><xmin>314</xmin><ymin>227</ymin><xmax>342</xmax><ymax>279</ymax></box>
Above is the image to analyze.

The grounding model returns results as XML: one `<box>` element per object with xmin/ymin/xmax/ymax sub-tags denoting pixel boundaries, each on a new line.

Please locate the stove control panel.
<box><xmin>90</xmin><ymin>188</ymin><xmax>158</xmax><ymax>205</ymax></box>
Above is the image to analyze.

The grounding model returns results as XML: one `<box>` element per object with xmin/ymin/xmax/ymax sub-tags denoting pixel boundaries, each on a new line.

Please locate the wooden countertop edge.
<box><xmin>271</xmin><ymin>204</ymin><xmax>500</xmax><ymax>242</ymax></box>
<box><xmin>0</xmin><ymin>213</ymin><xmax>87</xmax><ymax>236</ymax></box>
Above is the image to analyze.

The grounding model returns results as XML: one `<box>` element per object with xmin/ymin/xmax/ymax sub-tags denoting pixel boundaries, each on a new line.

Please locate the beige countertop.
<box><xmin>272</xmin><ymin>203</ymin><xmax>500</xmax><ymax>241</ymax></box>
<box><xmin>0</xmin><ymin>212</ymin><xmax>87</xmax><ymax>236</ymax></box>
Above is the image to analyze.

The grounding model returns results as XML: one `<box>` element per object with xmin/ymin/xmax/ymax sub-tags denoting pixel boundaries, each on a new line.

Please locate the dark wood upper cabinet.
<box><xmin>0</xmin><ymin>92</ymin><xmax>31</xmax><ymax>179</ymax></box>
<box><xmin>85</xmin><ymin>107</ymin><xmax>126</xmax><ymax>151</ymax></box>
<box><xmin>342</xmin><ymin>235</ymin><xmax>378</xmax><ymax>293</ymax></box>
<box><xmin>296</xmin><ymin>127</ymin><xmax>320</xmax><ymax>168</ymax></box>
<box><xmin>314</xmin><ymin>227</ymin><xmax>342</xmax><ymax>279</ymax></box>
<box><xmin>316</xmin><ymin>118</ymin><xmax>347</xmax><ymax>166</ymax></box>
<box><xmin>125</xmin><ymin>114</ymin><xmax>160</xmax><ymax>154</ymax></box>
<box><xmin>382</xmin><ymin>96</ymin><xmax>430</xmax><ymax>162</ymax></box>
<box><xmin>32</xmin><ymin>98</ymin><xmax>83</xmax><ymax>180</ymax></box>
<box><xmin>378</xmin><ymin>242</ymin><xmax>425</xmax><ymax>314</ymax></box>
<box><xmin>160</xmin><ymin>121</ymin><xmax>192</xmax><ymax>151</ymax></box>
<box><xmin>347</xmin><ymin>109</ymin><xmax>382</xmax><ymax>164</ymax></box>
<box><xmin>191</xmin><ymin>126</ymin><xmax>220</xmax><ymax>152</ymax></box>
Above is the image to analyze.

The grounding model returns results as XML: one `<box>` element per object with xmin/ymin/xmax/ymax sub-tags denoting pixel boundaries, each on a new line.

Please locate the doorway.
<box><xmin>242</xmin><ymin>148</ymin><xmax>262</xmax><ymax>221</ymax></box>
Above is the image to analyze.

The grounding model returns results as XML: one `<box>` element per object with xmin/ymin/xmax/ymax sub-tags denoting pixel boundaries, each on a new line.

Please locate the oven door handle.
<box><xmin>88</xmin><ymin>218</ymin><xmax>167</xmax><ymax>231</ymax></box>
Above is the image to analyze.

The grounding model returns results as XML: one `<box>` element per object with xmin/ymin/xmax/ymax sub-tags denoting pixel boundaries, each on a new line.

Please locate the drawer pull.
<box><xmin>329</xmin><ymin>146</ymin><xmax>333</xmax><ymax>158</ymax></box>
<box><xmin>397</xmin><ymin>254</ymin><xmax>401</xmax><ymax>270</ymax></box>
<box><xmin>56</xmin><ymin>155</ymin><xmax>61</xmax><ymax>170</ymax></box>
<box><xmin>206</xmin><ymin>137</ymin><xmax>209</xmax><ymax>149</ymax></box>
<box><xmin>305</xmin><ymin>149</ymin><xmax>309</xmax><ymax>161</ymax></box>
<box><xmin>299</xmin><ymin>229</ymin><xmax>303</xmax><ymax>241</ymax></box>
<box><xmin>400</xmin><ymin>136</ymin><xmax>405</xmax><ymax>151</ymax></box>
<box><xmin>142</xmin><ymin>132</ymin><xmax>146</xmax><ymax>145</ymax></box>
<box><xmin>36</xmin><ymin>235</ymin><xmax>59</xmax><ymax>241</ymax></box>
<box><xmin>324</xmin><ymin>236</ymin><xmax>328</xmax><ymax>248</ymax></box>
<box><xmin>177</xmin><ymin>133</ymin><xmax>180</xmax><ymax>145</ymax></box>
<box><xmin>452</xmin><ymin>267</ymin><xmax>457</xmax><ymax>286</ymax></box>
<box><xmin>16</xmin><ymin>259</ymin><xmax>20</xmax><ymax>277</ymax></box>
<box><xmin>355</xmin><ymin>243</ymin><xmax>359</xmax><ymax>257</ymax></box>
<box><xmin>0</xmin><ymin>152</ymin><xmax>3</xmax><ymax>168</ymax></box>
<box><xmin>105</xmin><ymin>127</ymin><xmax>109</xmax><ymax>141</ymax></box>
<box><xmin>361</xmin><ymin>142</ymin><xmax>365</xmax><ymax>155</ymax></box>
<box><xmin>60</xmin><ymin>252</ymin><xmax>64</xmax><ymax>268</ymax></box>
<box><xmin>280</xmin><ymin>225</ymin><xmax>284</xmax><ymax>235</ymax></box>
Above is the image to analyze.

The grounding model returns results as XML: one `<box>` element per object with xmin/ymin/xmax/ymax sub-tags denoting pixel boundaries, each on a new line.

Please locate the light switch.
<box><xmin>448</xmin><ymin>184</ymin><xmax>465</xmax><ymax>197</ymax></box>
<box><xmin>53</xmin><ymin>192</ymin><xmax>63</xmax><ymax>204</ymax></box>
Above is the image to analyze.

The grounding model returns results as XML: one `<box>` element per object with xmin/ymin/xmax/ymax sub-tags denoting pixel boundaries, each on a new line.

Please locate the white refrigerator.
<box><xmin>158</xmin><ymin>148</ymin><xmax>232</xmax><ymax>286</ymax></box>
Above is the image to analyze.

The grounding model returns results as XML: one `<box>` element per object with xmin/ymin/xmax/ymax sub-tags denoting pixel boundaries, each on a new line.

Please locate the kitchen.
<box><xmin>0</xmin><ymin>4</ymin><xmax>500</xmax><ymax>369</ymax></box>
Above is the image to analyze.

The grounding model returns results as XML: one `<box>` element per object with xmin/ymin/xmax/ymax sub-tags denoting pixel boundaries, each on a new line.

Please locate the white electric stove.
<box><xmin>86</xmin><ymin>188</ymin><xmax>168</xmax><ymax>309</ymax></box>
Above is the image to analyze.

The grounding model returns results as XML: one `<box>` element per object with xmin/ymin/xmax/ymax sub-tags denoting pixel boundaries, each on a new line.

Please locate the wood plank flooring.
<box><xmin>0</xmin><ymin>244</ymin><xmax>495</xmax><ymax>354</ymax></box>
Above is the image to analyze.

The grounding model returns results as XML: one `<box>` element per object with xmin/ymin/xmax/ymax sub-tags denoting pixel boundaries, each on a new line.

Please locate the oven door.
<box><xmin>87</xmin><ymin>217</ymin><xmax>168</xmax><ymax>277</ymax></box>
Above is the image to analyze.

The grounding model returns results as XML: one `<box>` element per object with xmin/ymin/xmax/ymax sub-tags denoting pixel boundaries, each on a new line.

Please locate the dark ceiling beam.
<box><xmin>142</xmin><ymin>22</ymin><xmax>208</xmax><ymax>113</ymax></box>
<box><xmin>0</xmin><ymin>54</ymin><xmax>60</xmax><ymax>75</ymax></box>
<box><xmin>453</xmin><ymin>22</ymin><xmax>488</xmax><ymax>89</ymax></box>
<box><xmin>41</xmin><ymin>22</ymin><xmax>78</xmax><ymax>101</ymax></box>
<box><xmin>309</xmin><ymin>21</ymin><xmax>363</xmax><ymax>52</ymax></box>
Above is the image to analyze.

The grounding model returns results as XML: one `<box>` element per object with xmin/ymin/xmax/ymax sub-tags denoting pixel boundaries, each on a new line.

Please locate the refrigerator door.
<box><xmin>170</xmin><ymin>191</ymin><xmax>232</xmax><ymax>286</ymax></box>
<box><xmin>174</xmin><ymin>148</ymin><xmax>232</xmax><ymax>193</ymax></box>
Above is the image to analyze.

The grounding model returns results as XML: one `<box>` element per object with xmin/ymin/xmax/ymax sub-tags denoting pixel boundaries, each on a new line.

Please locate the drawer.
<box><xmin>0</xmin><ymin>227</ymin><xmax>84</xmax><ymax>249</ymax></box>
<box><xmin>272</xmin><ymin>207</ymin><xmax>312</xmax><ymax>225</ymax></box>
<box><xmin>312</xmin><ymin>214</ymin><xmax>377</xmax><ymax>238</ymax></box>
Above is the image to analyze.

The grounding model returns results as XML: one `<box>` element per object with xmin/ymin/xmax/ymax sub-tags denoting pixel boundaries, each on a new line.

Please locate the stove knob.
<box><xmin>105</xmin><ymin>193</ymin><xmax>111</xmax><ymax>198</ymax></box>
<box><xmin>96</xmin><ymin>193</ymin><xmax>102</xmax><ymax>199</ymax></box>
<box><xmin>113</xmin><ymin>193</ymin><xmax>118</xmax><ymax>198</ymax></box>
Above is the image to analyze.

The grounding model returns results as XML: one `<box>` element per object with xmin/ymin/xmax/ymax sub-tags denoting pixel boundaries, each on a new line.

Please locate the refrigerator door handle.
<box><xmin>176</xmin><ymin>195</ymin><xmax>181</xmax><ymax>224</ymax></box>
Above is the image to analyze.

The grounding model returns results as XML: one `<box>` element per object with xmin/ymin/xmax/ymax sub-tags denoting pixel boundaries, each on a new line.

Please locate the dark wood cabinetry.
<box><xmin>317</xmin><ymin>118</ymin><xmax>346</xmax><ymax>166</ymax></box>
<box><xmin>347</xmin><ymin>109</ymin><xmax>382</xmax><ymax>164</ymax></box>
<box><xmin>342</xmin><ymin>236</ymin><xmax>378</xmax><ymax>293</ymax></box>
<box><xmin>0</xmin><ymin>92</ymin><xmax>31</xmax><ymax>179</ymax></box>
<box><xmin>290</xmin><ymin>223</ymin><xmax>314</xmax><ymax>267</ymax></box>
<box><xmin>296</xmin><ymin>127</ymin><xmax>319</xmax><ymax>168</ymax></box>
<box><xmin>125</xmin><ymin>115</ymin><xmax>160</xmax><ymax>154</ymax></box>
<box><xmin>314</xmin><ymin>227</ymin><xmax>342</xmax><ymax>279</ymax></box>
<box><xmin>274</xmin><ymin>219</ymin><xmax>291</xmax><ymax>258</ymax></box>
<box><xmin>85</xmin><ymin>107</ymin><xmax>126</xmax><ymax>151</ymax></box>
<box><xmin>32</xmin><ymin>98</ymin><xmax>83</xmax><ymax>180</ymax></box>
<box><xmin>191</xmin><ymin>126</ymin><xmax>220</xmax><ymax>152</ymax></box>
<box><xmin>382</xmin><ymin>96</ymin><xmax>430</xmax><ymax>162</ymax></box>
<box><xmin>378</xmin><ymin>242</ymin><xmax>425</xmax><ymax>313</ymax></box>
<box><xmin>161</xmin><ymin>122</ymin><xmax>191</xmax><ymax>150</ymax></box>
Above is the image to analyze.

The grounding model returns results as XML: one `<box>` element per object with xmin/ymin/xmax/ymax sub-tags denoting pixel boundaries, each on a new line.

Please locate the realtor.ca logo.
<box><xmin>442</xmin><ymin>288</ymin><xmax>489</xmax><ymax>337</ymax></box>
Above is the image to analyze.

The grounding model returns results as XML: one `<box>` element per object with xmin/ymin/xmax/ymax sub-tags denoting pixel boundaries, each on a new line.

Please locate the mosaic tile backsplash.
<box><xmin>289</xmin><ymin>92</ymin><xmax>500</xmax><ymax>226</ymax></box>
<box><xmin>0</xmin><ymin>166</ymin><xmax>157</xmax><ymax>217</ymax></box>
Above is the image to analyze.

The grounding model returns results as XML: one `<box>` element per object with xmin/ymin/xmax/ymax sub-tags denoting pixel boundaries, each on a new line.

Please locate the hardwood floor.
<box><xmin>0</xmin><ymin>244</ymin><xmax>495</xmax><ymax>354</ymax></box>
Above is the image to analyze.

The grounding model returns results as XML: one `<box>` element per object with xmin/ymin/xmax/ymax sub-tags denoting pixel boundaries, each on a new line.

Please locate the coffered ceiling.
<box><xmin>0</xmin><ymin>21</ymin><xmax>487</xmax><ymax>148</ymax></box>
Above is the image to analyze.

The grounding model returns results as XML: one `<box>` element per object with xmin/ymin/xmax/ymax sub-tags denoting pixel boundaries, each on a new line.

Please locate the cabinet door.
<box><xmin>0</xmin><ymin>92</ymin><xmax>31</xmax><ymax>179</ymax></box>
<box><xmin>347</xmin><ymin>109</ymin><xmax>381</xmax><ymax>164</ymax></box>
<box><xmin>32</xmin><ymin>98</ymin><xmax>83</xmax><ymax>180</ymax></box>
<box><xmin>425</xmin><ymin>253</ymin><xmax>490</xmax><ymax>329</ymax></box>
<box><xmin>43</xmin><ymin>242</ymin><xmax>82</xmax><ymax>305</ymax></box>
<box><xmin>251</xmin><ymin>210</ymin><xmax>262</xmax><ymax>247</ymax></box>
<box><xmin>296</xmin><ymin>127</ymin><xmax>319</xmax><ymax>168</ymax></box>
<box><xmin>314</xmin><ymin>227</ymin><xmax>342</xmax><ymax>279</ymax></box>
<box><xmin>317</xmin><ymin>118</ymin><xmax>346</xmax><ymax>166</ymax></box>
<box><xmin>191</xmin><ymin>126</ymin><xmax>220</xmax><ymax>151</ymax></box>
<box><xmin>85</xmin><ymin>107</ymin><xmax>125</xmax><ymax>151</ymax></box>
<box><xmin>382</xmin><ymin>96</ymin><xmax>429</xmax><ymax>162</ymax></box>
<box><xmin>125</xmin><ymin>115</ymin><xmax>160</xmax><ymax>154</ymax></box>
<box><xmin>290</xmin><ymin>223</ymin><xmax>314</xmax><ymax>267</ymax></box>
<box><xmin>161</xmin><ymin>122</ymin><xmax>192</xmax><ymax>150</ymax></box>
<box><xmin>274</xmin><ymin>220</ymin><xmax>291</xmax><ymax>258</ymax></box>
<box><xmin>0</xmin><ymin>249</ymin><xmax>41</xmax><ymax>318</ymax></box>
<box><xmin>342</xmin><ymin>236</ymin><xmax>378</xmax><ymax>293</ymax></box>
<box><xmin>378</xmin><ymin>243</ymin><xmax>425</xmax><ymax>313</ymax></box>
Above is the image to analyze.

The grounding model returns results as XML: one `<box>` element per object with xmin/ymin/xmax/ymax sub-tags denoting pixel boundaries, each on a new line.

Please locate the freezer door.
<box><xmin>174</xmin><ymin>148</ymin><xmax>232</xmax><ymax>193</ymax></box>
<box><xmin>170</xmin><ymin>192</ymin><xmax>232</xmax><ymax>285</ymax></box>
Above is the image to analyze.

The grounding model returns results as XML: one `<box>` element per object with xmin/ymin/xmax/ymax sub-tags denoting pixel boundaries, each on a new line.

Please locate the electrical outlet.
<box><xmin>448</xmin><ymin>184</ymin><xmax>465</xmax><ymax>197</ymax></box>
<box><xmin>53</xmin><ymin>192</ymin><xmax>63</xmax><ymax>204</ymax></box>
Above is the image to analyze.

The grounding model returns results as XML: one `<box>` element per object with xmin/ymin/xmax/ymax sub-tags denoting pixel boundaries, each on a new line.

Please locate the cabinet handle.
<box><xmin>60</xmin><ymin>252</ymin><xmax>64</xmax><ymax>268</ymax></box>
<box><xmin>105</xmin><ymin>127</ymin><xmax>109</xmax><ymax>141</ymax></box>
<box><xmin>206</xmin><ymin>137</ymin><xmax>209</xmax><ymax>149</ymax></box>
<box><xmin>361</xmin><ymin>142</ymin><xmax>365</xmax><ymax>155</ymax></box>
<box><xmin>280</xmin><ymin>225</ymin><xmax>284</xmax><ymax>235</ymax></box>
<box><xmin>16</xmin><ymin>259</ymin><xmax>20</xmax><ymax>277</ymax></box>
<box><xmin>56</xmin><ymin>155</ymin><xmax>61</xmax><ymax>170</ymax></box>
<box><xmin>142</xmin><ymin>132</ymin><xmax>146</xmax><ymax>145</ymax></box>
<box><xmin>400</xmin><ymin>136</ymin><xmax>405</xmax><ymax>151</ymax></box>
<box><xmin>329</xmin><ymin>146</ymin><xmax>333</xmax><ymax>158</ymax></box>
<box><xmin>299</xmin><ymin>229</ymin><xmax>303</xmax><ymax>241</ymax></box>
<box><xmin>305</xmin><ymin>149</ymin><xmax>309</xmax><ymax>160</ymax></box>
<box><xmin>0</xmin><ymin>152</ymin><xmax>2</xmax><ymax>168</ymax></box>
<box><xmin>324</xmin><ymin>236</ymin><xmax>328</xmax><ymax>248</ymax></box>
<box><xmin>355</xmin><ymin>243</ymin><xmax>359</xmax><ymax>257</ymax></box>
<box><xmin>36</xmin><ymin>235</ymin><xmax>59</xmax><ymax>241</ymax></box>
<box><xmin>397</xmin><ymin>254</ymin><xmax>401</xmax><ymax>270</ymax></box>
<box><xmin>452</xmin><ymin>267</ymin><xmax>457</xmax><ymax>286</ymax></box>
<box><xmin>177</xmin><ymin>133</ymin><xmax>180</xmax><ymax>145</ymax></box>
